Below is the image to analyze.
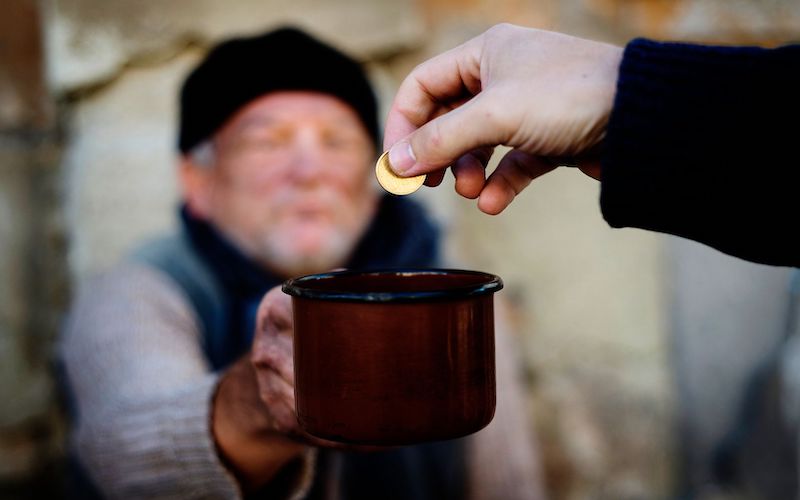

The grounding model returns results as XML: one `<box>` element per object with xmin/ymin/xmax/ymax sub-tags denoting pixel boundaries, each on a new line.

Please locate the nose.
<box><xmin>287</xmin><ymin>128</ymin><xmax>325</xmax><ymax>185</ymax></box>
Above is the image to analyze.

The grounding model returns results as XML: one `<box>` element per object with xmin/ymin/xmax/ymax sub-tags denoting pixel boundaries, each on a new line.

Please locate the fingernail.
<box><xmin>388</xmin><ymin>141</ymin><xmax>416</xmax><ymax>175</ymax></box>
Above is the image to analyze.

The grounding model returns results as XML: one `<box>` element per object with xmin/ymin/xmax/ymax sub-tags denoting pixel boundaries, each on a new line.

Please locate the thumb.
<box><xmin>387</xmin><ymin>94</ymin><xmax>505</xmax><ymax>177</ymax></box>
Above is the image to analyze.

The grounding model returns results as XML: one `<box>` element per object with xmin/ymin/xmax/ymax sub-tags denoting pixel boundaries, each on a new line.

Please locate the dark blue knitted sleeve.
<box><xmin>600</xmin><ymin>38</ymin><xmax>800</xmax><ymax>267</ymax></box>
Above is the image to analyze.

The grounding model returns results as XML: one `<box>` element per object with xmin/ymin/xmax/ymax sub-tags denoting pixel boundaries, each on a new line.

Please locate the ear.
<box><xmin>178</xmin><ymin>156</ymin><xmax>214</xmax><ymax>219</ymax></box>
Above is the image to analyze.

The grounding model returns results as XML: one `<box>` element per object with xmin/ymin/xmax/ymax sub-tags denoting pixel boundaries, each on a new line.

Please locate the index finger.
<box><xmin>382</xmin><ymin>35</ymin><xmax>484</xmax><ymax>152</ymax></box>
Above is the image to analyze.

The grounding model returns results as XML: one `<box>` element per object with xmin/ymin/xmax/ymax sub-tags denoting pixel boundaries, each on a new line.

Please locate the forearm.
<box><xmin>63</xmin><ymin>265</ymin><xmax>243</xmax><ymax>498</ymax></box>
<box><xmin>212</xmin><ymin>356</ymin><xmax>308</xmax><ymax>493</ymax></box>
<box><xmin>601</xmin><ymin>39</ymin><xmax>800</xmax><ymax>266</ymax></box>
<box><xmin>73</xmin><ymin>374</ymin><xmax>241</xmax><ymax>499</ymax></box>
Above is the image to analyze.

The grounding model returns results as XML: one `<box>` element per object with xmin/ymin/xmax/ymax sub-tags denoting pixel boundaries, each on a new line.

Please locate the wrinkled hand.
<box><xmin>250</xmin><ymin>286</ymin><xmax>386</xmax><ymax>451</ymax></box>
<box><xmin>383</xmin><ymin>23</ymin><xmax>623</xmax><ymax>215</ymax></box>
<box><xmin>251</xmin><ymin>287</ymin><xmax>300</xmax><ymax>435</ymax></box>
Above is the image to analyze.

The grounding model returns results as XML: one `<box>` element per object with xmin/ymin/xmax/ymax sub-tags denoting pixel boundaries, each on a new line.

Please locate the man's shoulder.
<box><xmin>69</xmin><ymin>232</ymin><xmax>215</xmax><ymax>317</ymax></box>
<box><xmin>128</xmin><ymin>231</ymin><xmax>210</xmax><ymax>284</ymax></box>
<box><xmin>125</xmin><ymin>232</ymin><xmax>227</xmax><ymax>345</ymax></box>
<box><xmin>129</xmin><ymin>232</ymin><xmax>196</xmax><ymax>268</ymax></box>
<box><xmin>127</xmin><ymin>230</ymin><xmax>223</xmax><ymax>302</ymax></box>
<box><xmin>74</xmin><ymin>253</ymin><xmax>189</xmax><ymax>311</ymax></box>
<box><xmin>62</xmin><ymin>233</ymin><xmax>217</xmax><ymax>346</ymax></box>
<box><xmin>60</xmin><ymin>252</ymin><xmax>209</xmax><ymax>378</ymax></box>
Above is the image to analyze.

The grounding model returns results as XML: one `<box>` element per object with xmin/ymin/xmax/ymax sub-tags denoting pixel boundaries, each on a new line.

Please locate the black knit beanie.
<box><xmin>178</xmin><ymin>27</ymin><xmax>379</xmax><ymax>153</ymax></box>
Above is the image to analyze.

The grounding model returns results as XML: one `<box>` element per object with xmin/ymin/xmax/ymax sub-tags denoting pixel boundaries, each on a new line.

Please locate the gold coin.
<box><xmin>375</xmin><ymin>150</ymin><xmax>426</xmax><ymax>195</ymax></box>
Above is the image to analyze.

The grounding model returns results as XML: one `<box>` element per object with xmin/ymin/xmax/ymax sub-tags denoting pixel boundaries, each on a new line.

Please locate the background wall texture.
<box><xmin>1</xmin><ymin>0</ymin><xmax>799</xmax><ymax>498</ymax></box>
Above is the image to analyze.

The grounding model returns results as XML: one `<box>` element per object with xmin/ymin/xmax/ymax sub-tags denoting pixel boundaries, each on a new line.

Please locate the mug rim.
<box><xmin>282</xmin><ymin>268</ymin><xmax>503</xmax><ymax>303</ymax></box>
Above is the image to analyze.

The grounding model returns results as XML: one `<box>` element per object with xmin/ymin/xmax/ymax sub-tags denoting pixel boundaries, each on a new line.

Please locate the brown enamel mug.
<box><xmin>282</xmin><ymin>269</ymin><xmax>502</xmax><ymax>445</ymax></box>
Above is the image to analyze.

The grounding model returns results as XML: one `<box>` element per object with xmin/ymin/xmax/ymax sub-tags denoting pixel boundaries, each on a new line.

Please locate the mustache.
<box><xmin>270</xmin><ymin>187</ymin><xmax>347</xmax><ymax>212</ymax></box>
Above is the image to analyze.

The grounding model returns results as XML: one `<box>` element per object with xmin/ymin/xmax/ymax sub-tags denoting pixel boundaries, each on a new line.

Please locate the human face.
<box><xmin>185</xmin><ymin>91</ymin><xmax>379</xmax><ymax>277</ymax></box>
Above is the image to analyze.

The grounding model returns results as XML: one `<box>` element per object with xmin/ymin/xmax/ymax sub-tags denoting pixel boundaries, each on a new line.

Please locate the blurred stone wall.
<box><xmin>0</xmin><ymin>1</ymin><xmax>66</xmax><ymax>498</ymax></box>
<box><xmin>1</xmin><ymin>0</ymin><xmax>799</xmax><ymax>498</ymax></box>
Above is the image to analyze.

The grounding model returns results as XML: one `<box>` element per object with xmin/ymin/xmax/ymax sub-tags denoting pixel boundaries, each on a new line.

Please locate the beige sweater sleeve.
<box><xmin>60</xmin><ymin>263</ymin><xmax>313</xmax><ymax>499</ymax></box>
<box><xmin>466</xmin><ymin>298</ymin><xmax>548</xmax><ymax>500</ymax></box>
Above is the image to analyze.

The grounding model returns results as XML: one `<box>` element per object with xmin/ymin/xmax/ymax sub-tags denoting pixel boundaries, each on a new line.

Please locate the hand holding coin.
<box><xmin>375</xmin><ymin>151</ymin><xmax>426</xmax><ymax>195</ymax></box>
<box><xmin>381</xmin><ymin>24</ymin><xmax>618</xmax><ymax>214</ymax></box>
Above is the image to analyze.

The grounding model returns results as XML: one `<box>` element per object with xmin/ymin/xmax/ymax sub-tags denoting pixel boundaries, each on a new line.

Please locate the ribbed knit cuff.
<box><xmin>77</xmin><ymin>374</ymin><xmax>319</xmax><ymax>500</ymax></box>
<box><xmin>76</xmin><ymin>375</ymin><xmax>239</xmax><ymax>498</ymax></box>
<box><xmin>601</xmin><ymin>38</ymin><xmax>774</xmax><ymax>226</ymax></box>
<box><xmin>598</xmin><ymin>38</ymin><xmax>800</xmax><ymax>265</ymax></box>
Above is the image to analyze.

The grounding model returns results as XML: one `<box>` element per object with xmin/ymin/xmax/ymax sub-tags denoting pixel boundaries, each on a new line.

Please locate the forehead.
<box><xmin>221</xmin><ymin>90</ymin><xmax>366</xmax><ymax>134</ymax></box>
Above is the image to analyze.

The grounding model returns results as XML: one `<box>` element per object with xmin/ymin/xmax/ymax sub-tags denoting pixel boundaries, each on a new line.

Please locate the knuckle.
<box><xmin>396</xmin><ymin>98</ymin><xmax>426</xmax><ymax>126</ymax></box>
<box><xmin>487</xmin><ymin>22</ymin><xmax>514</xmax><ymax>39</ymax></box>
<box><xmin>422</xmin><ymin>119</ymin><xmax>446</xmax><ymax>159</ymax></box>
<box><xmin>252</xmin><ymin>341</ymin><xmax>282</xmax><ymax>367</ymax></box>
<box><xmin>250</xmin><ymin>346</ymin><xmax>267</xmax><ymax>365</ymax></box>
<box><xmin>263</xmin><ymin>344</ymin><xmax>283</xmax><ymax>364</ymax></box>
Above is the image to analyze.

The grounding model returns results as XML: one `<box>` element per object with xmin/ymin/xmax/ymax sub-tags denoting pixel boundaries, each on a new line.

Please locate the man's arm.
<box><xmin>382</xmin><ymin>24</ymin><xmax>799</xmax><ymax>266</ymax></box>
<box><xmin>600</xmin><ymin>39</ymin><xmax>800</xmax><ymax>267</ymax></box>
<box><xmin>212</xmin><ymin>357</ymin><xmax>309</xmax><ymax>493</ymax></box>
<box><xmin>61</xmin><ymin>263</ymin><xmax>312</xmax><ymax>498</ymax></box>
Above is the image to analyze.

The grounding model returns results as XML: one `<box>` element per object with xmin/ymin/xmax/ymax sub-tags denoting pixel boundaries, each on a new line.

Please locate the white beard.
<box><xmin>227</xmin><ymin>183</ymin><xmax>378</xmax><ymax>278</ymax></box>
<box><xmin>256</xmin><ymin>224</ymin><xmax>356</xmax><ymax>278</ymax></box>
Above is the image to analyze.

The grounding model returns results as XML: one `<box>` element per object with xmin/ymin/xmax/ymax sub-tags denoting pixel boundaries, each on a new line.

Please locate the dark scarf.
<box><xmin>181</xmin><ymin>194</ymin><xmax>440</xmax><ymax>370</ymax></box>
